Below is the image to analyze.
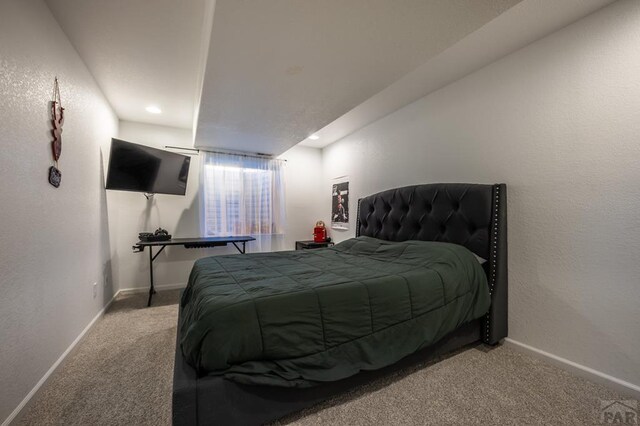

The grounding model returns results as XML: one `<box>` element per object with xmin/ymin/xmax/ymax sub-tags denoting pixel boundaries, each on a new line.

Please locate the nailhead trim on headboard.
<box><xmin>483</xmin><ymin>184</ymin><xmax>501</xmax><ymax>343</ymax></box>
<box><xmin>356</xmin><ymin>199</ymin><xmax>362</xmax><ymax>238</ymax></box>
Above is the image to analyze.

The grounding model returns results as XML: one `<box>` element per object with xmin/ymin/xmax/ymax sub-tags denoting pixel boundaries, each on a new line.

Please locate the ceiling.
<box><xmin>45</xmin><ymin>0</ymin><xmax>214</xmax><ymax>130</ymax></box>
<box><xmin>44</xmin><ymin>0</ymin><xmax>615</xmax><ymax>155</ymax></box>
<box><xmin>195</xmin><ymin>0</ymin><xmax>521</xmax><ymax>154</ymax></box>
<box><xmin>299</xmin><ymin>0</ymin><xmax>616</xmax><ymax>149</ymax></box>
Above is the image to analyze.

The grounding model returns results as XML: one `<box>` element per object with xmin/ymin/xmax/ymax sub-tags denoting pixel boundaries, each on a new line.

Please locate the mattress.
<box><xmin>179</xmin><ymin>236</ymin><xmax>490</xmax><ymax>387</ymax></box>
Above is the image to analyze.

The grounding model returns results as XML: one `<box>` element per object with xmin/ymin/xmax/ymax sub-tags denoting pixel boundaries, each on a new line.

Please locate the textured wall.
<box><xmin>109</xmin><ymin>121</ymin><xmax>323</xmax><ymax>291</ymax></box>
<box><xmin>0</xmin><ymin>0</ymin><xmax>119</xmax><ymax>422</ymax></box>
<box><xmin>322</xmin><ymin>0</ymin><xmax>640</xmax><ymax>389</ymax></box>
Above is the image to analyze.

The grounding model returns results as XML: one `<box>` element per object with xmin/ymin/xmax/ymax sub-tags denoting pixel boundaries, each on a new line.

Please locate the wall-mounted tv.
<box><xmin>105</xmin><ymin>138</ymin><xmax>191</xmax><ymax>195</ymax></box>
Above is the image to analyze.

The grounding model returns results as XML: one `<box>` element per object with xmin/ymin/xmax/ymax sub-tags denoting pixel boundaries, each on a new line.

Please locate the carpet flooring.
<box><xmin>18</xmin><ymin>290</ymin><xmax>625</xmax><ymax>425</ymax></box>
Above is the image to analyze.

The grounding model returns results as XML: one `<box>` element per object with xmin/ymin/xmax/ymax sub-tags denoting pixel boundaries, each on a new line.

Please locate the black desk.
<box><xmin>132</xmin><ymin>236</ymin><xmax>256</xmax><ymax>306</ymax></box>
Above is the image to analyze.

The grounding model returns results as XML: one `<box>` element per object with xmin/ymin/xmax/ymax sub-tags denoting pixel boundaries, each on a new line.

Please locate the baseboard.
<box><xmin>505</xmin><ymin>338</ymin><xmax>640</xmax><ymax>399</ymax></box>
<box><xmin>117</xmin><ymin>282</ymin><xmax>186</xmax><ymax>295</ymax></box>
<box><xmin>2</xmin><ymin>294</ymin><xmax>118</xmax><ymax>426</ymax></box>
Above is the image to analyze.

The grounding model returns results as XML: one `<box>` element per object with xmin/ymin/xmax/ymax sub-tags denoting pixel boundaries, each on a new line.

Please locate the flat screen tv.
<box><xmin>105</xmin><ymin>138</ymin><xmax>191</xmax><ymax>195</ymax></box>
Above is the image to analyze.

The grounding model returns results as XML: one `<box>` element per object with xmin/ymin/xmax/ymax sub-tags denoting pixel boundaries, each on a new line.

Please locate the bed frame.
<box><xmin>172</xmin><ymin>183</ymin><xmax>507</xmax><ymax>425</ymax></box>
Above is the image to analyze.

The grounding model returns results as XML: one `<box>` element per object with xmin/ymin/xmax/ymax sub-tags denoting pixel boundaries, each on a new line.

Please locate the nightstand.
<box><xmin>295</xmin><ymin>240</ymin><xmax>334</xmax><ymax>250</ymax></box>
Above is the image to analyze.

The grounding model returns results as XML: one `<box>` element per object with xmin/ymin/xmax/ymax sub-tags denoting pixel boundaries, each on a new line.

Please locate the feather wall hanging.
<box><xmin>49</xmin><ymin>77</ymin><xmax>64</xmax><ymax>188</ymax></box>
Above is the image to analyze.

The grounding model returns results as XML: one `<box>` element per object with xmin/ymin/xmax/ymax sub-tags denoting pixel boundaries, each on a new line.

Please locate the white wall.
<box><xmin>0</xmin><ymin>0</ymin><xmax>119</xmax><ymax>423</ymax></box>
<box><xmin>108</xmin><ymin>121</ymin><xmax>323</xmax><ymax>291</ymax></box>
<box><xmin>280</xmin><ymin>144</ymin><xmax>326</xmax><ymax>249</ymax></box>
<box><xmin>323</xmin><ymin>0</ymin><xmax>640</xmax><ymax>390</ymax></box>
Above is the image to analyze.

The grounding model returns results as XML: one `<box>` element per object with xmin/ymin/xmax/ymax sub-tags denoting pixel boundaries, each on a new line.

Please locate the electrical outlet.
<box><xmin>93</xmin><ymin>282</ymin><xmax>97</xmax><ymax>298</ymax></box>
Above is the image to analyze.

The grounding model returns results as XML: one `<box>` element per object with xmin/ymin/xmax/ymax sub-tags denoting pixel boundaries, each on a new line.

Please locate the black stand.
<box><xmin>133</xmin><ymin>236</ymin><xmax>256</xmax><ymax>306</ymax></box>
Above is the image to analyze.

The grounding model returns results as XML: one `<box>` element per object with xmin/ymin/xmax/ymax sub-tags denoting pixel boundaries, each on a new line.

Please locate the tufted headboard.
<box><xmin>356</xmin><ymin>183</ymin><xmax>507</xmax><ymax>345</ymax></box>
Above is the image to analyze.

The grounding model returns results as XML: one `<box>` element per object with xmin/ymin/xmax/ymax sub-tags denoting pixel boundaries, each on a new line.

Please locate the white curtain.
<box><xmin>200</xmin><ymin>151</ymin><xmax>286</xmax><ymax>239</ymax></box>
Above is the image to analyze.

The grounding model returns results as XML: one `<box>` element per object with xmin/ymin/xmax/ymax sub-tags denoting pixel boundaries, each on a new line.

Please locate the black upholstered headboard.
<box><xmin>356</xmin><ymin>183</ymin><xmax>507</xmax><ymax>345</ymax></box>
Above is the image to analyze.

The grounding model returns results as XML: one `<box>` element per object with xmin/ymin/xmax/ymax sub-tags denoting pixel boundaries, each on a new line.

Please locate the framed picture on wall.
<box><xmin>331</xmin><ymin>179</ymin><xmax>349</xmax><ymax>230</ymax></box>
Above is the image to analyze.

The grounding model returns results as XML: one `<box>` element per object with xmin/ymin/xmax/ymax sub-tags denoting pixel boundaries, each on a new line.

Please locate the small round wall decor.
<box><xmin>49</xmin><ymin>77</ymin><xmax>64</xmax><ymax>188</ymax></box>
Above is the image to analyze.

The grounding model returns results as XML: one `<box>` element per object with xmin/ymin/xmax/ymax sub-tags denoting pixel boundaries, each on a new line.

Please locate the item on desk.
<box><xmin>139</xmin><ymin>229</ymin><xmax>171</xmax><ymax>242</ymax></box>
<box><xmin>155</xmin><ymin>227</ymin><xmax>169</xmax><ymax>236</ymax></box>
<box><xmin>313</xmin><ymin>220</ymin><xmax>327</xmax><ymax>243</ymax></box>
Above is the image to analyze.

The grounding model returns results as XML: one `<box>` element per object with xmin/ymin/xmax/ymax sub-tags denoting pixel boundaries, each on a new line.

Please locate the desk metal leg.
<box><xmin>147</xmin><ymin>245</ymin><xmax>167</xmax><ymax>307</ymax></box>
<box><xmin>147</xmin><ymin>247</ymin><xmax>154</xmax><ymax>307</ymax></box>
<box><xmin>231</xmin><ymin>241</ymin><xmax>247</xmax><ymax>254</ymax></box>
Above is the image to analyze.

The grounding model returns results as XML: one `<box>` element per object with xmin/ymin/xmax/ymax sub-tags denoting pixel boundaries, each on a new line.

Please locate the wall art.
<box><xmin>49</xmin><ymin>77</ymin><xmax>64</xmax><ymax>188</ymax></box>
<box><xmin>331</xmin><ymin>178</ymin><xmax>349</xmax><ymax>230</ymax></box>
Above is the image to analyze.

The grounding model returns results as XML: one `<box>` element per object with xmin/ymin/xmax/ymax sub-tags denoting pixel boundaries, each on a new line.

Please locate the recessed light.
<box><xmin>309</xmin><ymin>134</ymin><xmax>320</xmax><ymax>140</ymax></box>
<box><xmin>145</xmin><ymin>105</ymin><xmax>162</xmax><ymax>114</ymax></box>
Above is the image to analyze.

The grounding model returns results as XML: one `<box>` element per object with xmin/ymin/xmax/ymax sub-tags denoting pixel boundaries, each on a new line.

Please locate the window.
<box><xmin>201</xmin><ymin>152</ymin><xmax>285</xmax><ymax>236</ymax></box>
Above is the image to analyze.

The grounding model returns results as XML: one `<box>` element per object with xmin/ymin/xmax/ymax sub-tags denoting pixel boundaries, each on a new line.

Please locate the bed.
<box><xmin>172</xmin><ymin>183</ymin><xmax>507</xmax><ymax>425</ymax></box>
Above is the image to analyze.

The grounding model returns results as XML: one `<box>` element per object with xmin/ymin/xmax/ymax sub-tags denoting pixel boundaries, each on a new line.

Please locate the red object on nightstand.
<box><xmin>313</xmin><ymin>221</ymin><xmax>327</xmax><ymax>242</ymax></box>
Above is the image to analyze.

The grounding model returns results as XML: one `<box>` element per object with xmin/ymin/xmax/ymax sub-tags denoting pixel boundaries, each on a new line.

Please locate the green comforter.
<box><xmin>179</xmin><ymin>236</ymin><xmax>490</xmax><ymax>387</ymax></box>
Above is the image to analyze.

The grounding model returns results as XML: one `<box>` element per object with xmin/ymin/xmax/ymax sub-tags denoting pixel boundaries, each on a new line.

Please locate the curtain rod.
<box><xmin>164</xmin><ymin>145</ymin><xmax>287</xmax><ymax>162</ymax></box>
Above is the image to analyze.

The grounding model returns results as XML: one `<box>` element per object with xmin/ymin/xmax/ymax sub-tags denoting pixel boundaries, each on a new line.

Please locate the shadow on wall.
<box><xmin>138</xmin><ymin>196</ymin><xmax>160</xmax><ymax>235</ymax></box>
<box><xmin>99</xmin><ymin>149</ymin><xmax>115</xmax><ymax>305</ymax></box>
<box><xmin>175</xmin><ymin>187</ymin><xmax>201</xmax><ymax>239</ymax></box>
<box><xmin>161</xmin><ymin>194</ymin><xmax>238</xmax><ymax>262</ymax></box>
<box><xmin>102</xmin><ymin>259</ymin><xmax>113</xmax><ymax>305</ymax></box>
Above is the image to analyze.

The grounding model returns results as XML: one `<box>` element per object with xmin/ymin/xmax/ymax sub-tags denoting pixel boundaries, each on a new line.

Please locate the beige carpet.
<box><xmin>18</xmin><ymin>290</ymin><xmax>624</xmax><ymax>425</ymax></box>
